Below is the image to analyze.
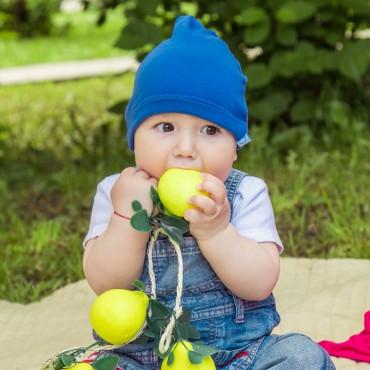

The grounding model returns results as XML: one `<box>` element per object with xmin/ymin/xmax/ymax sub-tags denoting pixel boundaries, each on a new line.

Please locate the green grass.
<box><xmin>0</xmin><ymin>74</ymin><xmax>369</xmax><ymax>304</ymax></box>
<box><xmin>0</xmin><ymin>7</ymin><xmax>133</xmax><ymax>68</ymax></box>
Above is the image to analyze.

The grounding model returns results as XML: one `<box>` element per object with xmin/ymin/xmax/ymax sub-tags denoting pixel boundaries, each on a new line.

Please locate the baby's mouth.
<box><xmin>168</xmin><ymin>164</ymin><xmax>202</xmax><ymax>171</ymax></box>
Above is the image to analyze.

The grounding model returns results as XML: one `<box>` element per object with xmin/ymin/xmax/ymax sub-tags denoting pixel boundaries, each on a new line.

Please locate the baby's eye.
<box><xmin>202</xmin><ymin>125</ymin><xmax>220</xmax><ymax>135</ymax></box>
<box><xmin>156</xmin><ymin>122</ymin><xmax>174</xmax><ymax>132</ymax></box>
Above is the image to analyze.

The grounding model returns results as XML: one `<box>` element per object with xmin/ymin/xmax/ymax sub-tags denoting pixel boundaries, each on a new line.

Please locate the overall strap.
<box><xmin>224</xmin><ymin>168</ymin><xmax>248</xmax><ymax>221</ymax></box>
<box><xmin>224</xmin><ymin>168</ymin><xmax>248</xmax><ymax>323</ymax></box>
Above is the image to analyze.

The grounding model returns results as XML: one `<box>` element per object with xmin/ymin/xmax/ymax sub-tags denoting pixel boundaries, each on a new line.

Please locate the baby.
<box><xmin>82</xmin><ymin>15</ymin><xmax>335</xmax><ymax>370</ymax></box>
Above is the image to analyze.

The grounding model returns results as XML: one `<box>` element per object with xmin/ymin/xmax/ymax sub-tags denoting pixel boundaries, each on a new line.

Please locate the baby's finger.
<box><xmin>188</xmin><ymin>195</ymin><xmax>217</xmax><ymax>217</ymax></box>
<box><xmin>198</xmin><ymin>174</ymin><xmax>226</xmax><ymax>206</ymax></box>
<box><xmin>149</xmin><ymin>177</ymin><xmax>158</xmax><ymax>186</ymax></box>
<box><xmin>121</xmin><ymin>167</ymin><xmax>136</xmax><ymax>176</ymax></box>
<box><xmin>135</xmin><ymin>168</ymin><xmax>150</xmax><ymax>179</ymax></box>
<box><xmin>184</xmin><ymin>207</ymin><xmax>205</xmax><ymax>224</ymax></box>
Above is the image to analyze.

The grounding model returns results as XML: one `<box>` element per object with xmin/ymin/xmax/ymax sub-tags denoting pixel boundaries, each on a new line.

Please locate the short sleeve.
<box><xmin>231</xmin><ymin>176</ymin><xmax>284</xmax><ymax>253</ymax></box>
<box><xmin>82</xmin><ymin>174</ymin><xmax>119</xmax><ymax>248</ymax></box>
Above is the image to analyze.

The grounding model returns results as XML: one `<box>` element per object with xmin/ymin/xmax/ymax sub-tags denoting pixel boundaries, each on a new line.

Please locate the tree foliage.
<box><xmin>0</xmin><ymin>0</ymin><xmax>61</xmax><ymax>38</ymax></box>
<box><xmin>94</xmin><ymin>0</ymin><xmax>370</xmax><ymax>130</ymax></box>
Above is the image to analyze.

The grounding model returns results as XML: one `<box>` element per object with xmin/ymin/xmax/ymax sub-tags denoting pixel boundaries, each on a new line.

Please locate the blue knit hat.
<box><xmin>124</xmin><ymin>15</ymin><xmax>251</xmax><ymax>151</ymax></box>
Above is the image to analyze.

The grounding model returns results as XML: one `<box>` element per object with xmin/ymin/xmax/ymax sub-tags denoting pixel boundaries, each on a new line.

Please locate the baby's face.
<box><xmin>134</xmin><ymin>113</ymin><xmax>237</xmax><ymax>181</ymax></box>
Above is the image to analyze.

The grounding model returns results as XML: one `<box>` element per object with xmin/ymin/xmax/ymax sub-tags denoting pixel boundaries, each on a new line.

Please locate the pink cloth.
<box><xmin>319</xmin><ymin>310</ymin><xmax>370</xmax><ymax>363</ymax></box>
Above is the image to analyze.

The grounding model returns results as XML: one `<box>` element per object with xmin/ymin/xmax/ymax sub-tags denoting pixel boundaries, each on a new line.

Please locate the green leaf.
<box><xmin>276</xmin><ymin>25</ymin><xmax>297</xmax><ymax>46</ymax></box>
<box><xmin>167</xmin><ymin>350</ymin><xmax>175</xmax><ymax>365</ymax></box>
<box><xmin>61</xmin><ymin>354</ymin><xmax>74</xmax><ymax>367</ymax></box>
<box><xmin>95</xmin><ymin>338</ymin><xmax>107</xmax><ymax>346</ymax></box>
<box><xmin>160</xmin><ymin>215</ymin><xmax>189</xmax><ymax>245</ymax></box>
<box><xmin>276</xmin><ymin>1</ymin><xmax>316</xmax><ymax>24</ymax></box>
<box><xmin>316</xmin><ymin>10</ymin><xmax>334</xmax><ymax>22</ymax></box>
<box><xmin>132</xmin><ymin>279</ymin><xmax>146</xmax><ymax>291</ymax></box>
<box><xmin>249</xmin><ymin>89</ymin><xmax>293</xmax><ymax>122</ymax></box>
<box><xmin>176</xmin><ymin>322</ymin><xmax>201</xmax><ymax>340</ymax></box>
<box><xmin>93</xmin><ymin>355</ymin><xmax>119</xmax><ymax>370</ymax></box>
<box><xmin>130</xmin><ymin>333</ymin><xmax>150</xmax><ymax>344</ymax></box>
<box><xmin>157</xmin><ymin>203</ymin><xmax>166</xmax><ymax>214</ymax></box>
<box><xmin>187</xmin><ymin>324</ymin><xmax>201</xmax><ymax>340</ymax></box>
<box><xmin>161</xmin><ymin>215</ymin><xmax>189</xmax><ymax>233</ymax></box>
<box><xmin>143</xmin><ymin>328</ymin><xmax>156</xmax><ymax>338</ymax></box>
<box><xmin>161</xmin><ymin>226</ymin><xmax>183</xmax><ymax>246</ymax></box>
<box><xmin>179</xmin><ymin>2</ymin><xmax>198</xmax><ymax>16</ymax></box>
<box><xmin>328</xmin><ymin>100</ymin><xmax>350</xmax><ymax>128</ymax></box>
<box><xmin>315</xmin><ymin>49</ymin><xmax>336</xmax><ymax>72</ymax></box>
<box><xmin>136</xmin><ymin>0</ymin><xmax>161</xmax><ymax>15</ymax></box>
<box><xmin>300</xmin><ymin>23</ymin><xmax>325</xmax><ymax>39</ymax></box>
<box><xmin>130</xmin><ymin>209</ymin><xmax>151</xmax><ymax>232</ymax></box>
<box><xmin>338</xmin><ymin>50</ymin><xmax>362</xmax><ymax>83</ymax></box>
<box><xmin>115</xmin><ymin>20</ymin><xmax>163</xmax><ymax>50</ymax></box>
<box><xmin>149</xmin><ymin>185</ymin><xmax>166</xmax><ymax>214</ymax></box>
<box><xmin>209</xmin><ymin>2</ymin><xmax>233</xmax><ymax>17</ymax></box>
<box><xmin>290</xmin><ymin>98</ymin><xmax>316</xmax><ymax>122</ymax></box>
<box><xmin>323</xmin><ymin>29</ymin><xmax>344</xmax><ymax>47</ymax></box>
<box><xmin>132</xmin><ymin>200</ymin><xmax>142</xmax><ymax>212</ymax></box>
<box><xmin>150</xmin><ymin>299</ymin><xmax>172</xmax><ymax>319</ymax></box>
<box><xmin>238</xmin><ymin>7</ymin><xmax>268</xmax><ymax>25</ymax></box>
<box><xmin>150</xmin><ymin>186</ymin><xmax>161</xmax><ymax>208</ymax></box>
<box><xmin>52</xmin><ymin>356</ymin><xmax>66</xmax><ymax>370</ymax></box>
<box><xmin>191</xmin><ymin>341</ymin><xmax>219</xmax><ymax>356</ymax></box>
<box><xmin>246</xmin><ymin>63</ymin><xmax>273</xmax><ymax>89</ymax></box>
<box><xmin>270</xmin><ymin>42</ymin><xmax>323</xmax><ymax>77</ymax></box>
<box><xmin>176</xmin><ymin>321</ymin><xmax>189</xmax><ymax>340</ymax></box>
<box><xmin>243</xmin><ymin>17</ymin><xmax>271</xmax><ymax>45</ymax></box>
<box><xmin>179</xmin><ymin>307</ymin><xmax>192</xmax><ymax>323</ymax></box>
<box><xmin>339</xmin><ymin>0</ymin><xmax>370</xmax><ymax>14</ymax></box>
<box><xmin>153</xmin><ymin>343</ymin><xmax>171</xmax><ymax>359</ymax></box>
<box><xmin>188</xmin><ymin>350</ymin><xmax>203</xmax><ymax>364</ymax></box>
<box><xmin>337</xmin><ymin>41</ymin><xmax>370</xmax><ymax>83</ymax></box>
<box><xmin>146</xmin><ymin>316</ymin><xmax>162</xmax><ymax>335</ymax></box>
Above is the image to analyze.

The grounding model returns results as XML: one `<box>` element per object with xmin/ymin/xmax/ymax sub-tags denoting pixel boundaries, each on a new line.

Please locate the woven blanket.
<box><xmin>1</xmin><ymin>258</ymin><xmax>369</xmax><ymax>370</ymax></box>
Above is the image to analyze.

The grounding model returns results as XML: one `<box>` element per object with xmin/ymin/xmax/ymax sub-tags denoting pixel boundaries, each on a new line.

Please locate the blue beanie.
<box><xmin>124</xmin><ymin>15</ymin><xmax>251</xmax><ymax>151</ymax></box>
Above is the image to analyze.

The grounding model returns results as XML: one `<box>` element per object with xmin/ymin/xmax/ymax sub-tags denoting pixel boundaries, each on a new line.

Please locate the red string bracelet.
<box><xmin>113</xmin><ymin>210</ymin><xmax>131</xmax><ymax>220</ymax></box>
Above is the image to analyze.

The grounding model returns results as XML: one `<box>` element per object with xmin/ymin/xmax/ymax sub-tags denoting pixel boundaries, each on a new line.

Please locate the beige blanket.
<box><xmin>1</xmin><ymin>258</ymin><xmax>369</xmax><ymax>370</ymax></box>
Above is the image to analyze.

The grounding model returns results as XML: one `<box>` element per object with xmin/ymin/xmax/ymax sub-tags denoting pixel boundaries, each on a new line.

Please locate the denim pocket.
<box><xmin>192</xmin><ymin>313</ymin><xmax>225</xmax><ymax>344</ymax></box>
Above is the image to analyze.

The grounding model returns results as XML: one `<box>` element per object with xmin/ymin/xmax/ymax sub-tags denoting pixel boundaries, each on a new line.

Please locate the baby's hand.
<box><xmin>111</xmin><ymin>167</ymin><xmax>158</xmax><ymax>217</ymax></box>
<box><xmin>184</xmin><ymin>173</ymin><xmax>230</xmax><ymax>242</ymax></box>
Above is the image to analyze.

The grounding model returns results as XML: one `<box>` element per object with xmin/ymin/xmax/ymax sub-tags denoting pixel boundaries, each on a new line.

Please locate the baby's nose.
<box><xmin>174</xmin><ymin>133</ymin><xmax>196</xmax><ymax>157</ymax></box>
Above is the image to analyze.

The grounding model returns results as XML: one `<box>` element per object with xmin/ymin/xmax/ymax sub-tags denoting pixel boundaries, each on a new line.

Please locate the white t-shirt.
<box><xmin>83</xmin><ymin>174</ymin><xmax>284</xmax><ymax>252</ymax></box>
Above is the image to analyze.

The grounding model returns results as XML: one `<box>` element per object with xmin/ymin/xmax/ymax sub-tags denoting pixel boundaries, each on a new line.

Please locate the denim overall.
<box><xmin>94</xmin><ymin>168</ymin><xmax>335</xmax><ymax>369</ymax></box>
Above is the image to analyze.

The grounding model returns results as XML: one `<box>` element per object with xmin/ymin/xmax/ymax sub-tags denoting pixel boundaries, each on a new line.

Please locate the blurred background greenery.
<box><xmin>0</xmin><ymin>0</ymin><xmax>369</xmax><ymax>304</ymax></box>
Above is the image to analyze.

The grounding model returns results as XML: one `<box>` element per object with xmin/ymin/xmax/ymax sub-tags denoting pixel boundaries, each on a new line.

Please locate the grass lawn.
<box><xmin>0</xmin><ymin>74</ymin><xmax>369</xmax><ymax>304</ymax></box>
<box><xmin>0</xmin><ymin>6</ymin><xmax>133</xmax><ymax>68</ymax></box>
